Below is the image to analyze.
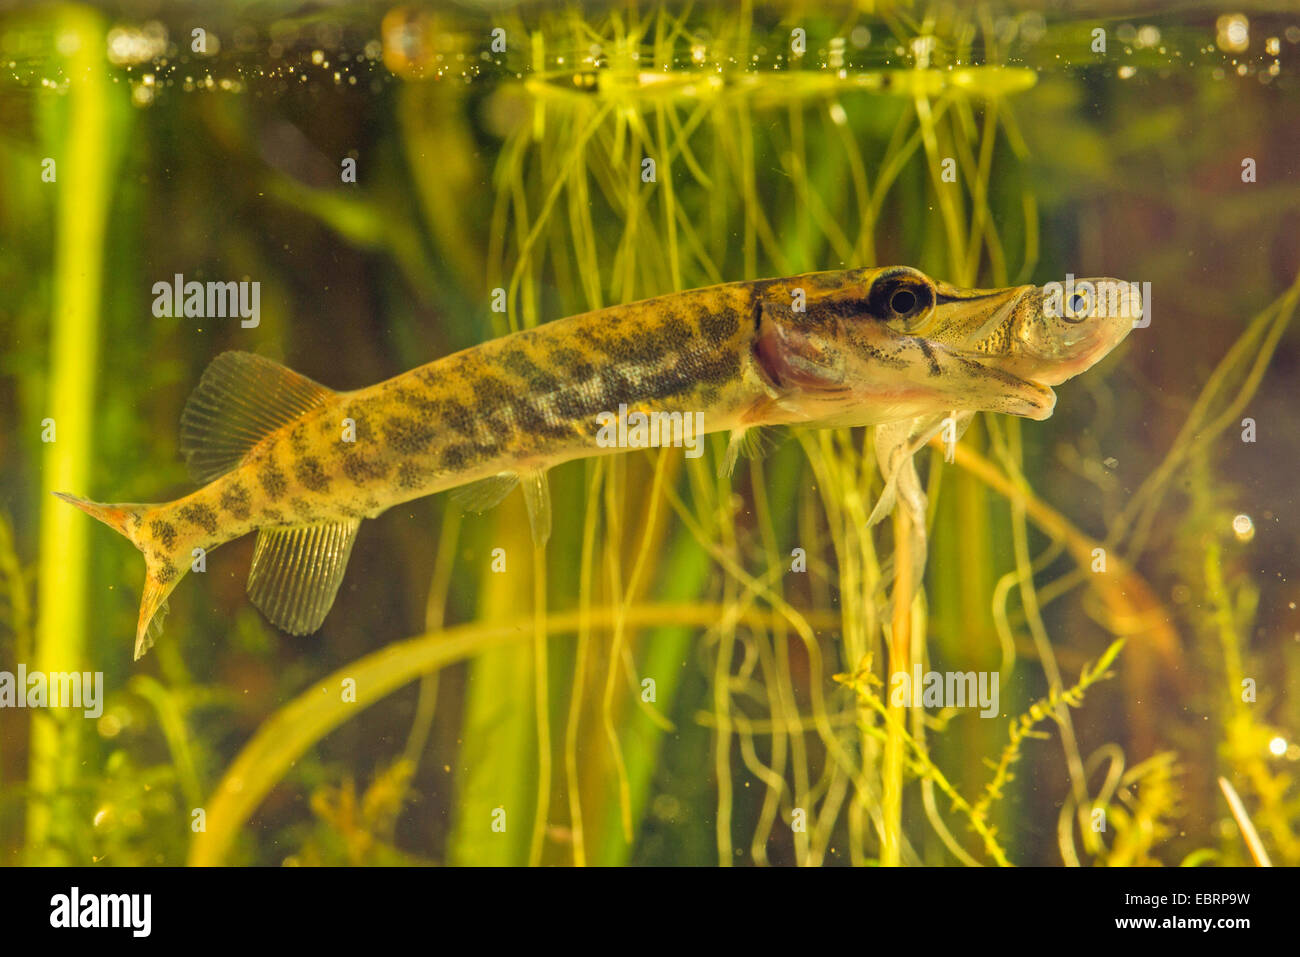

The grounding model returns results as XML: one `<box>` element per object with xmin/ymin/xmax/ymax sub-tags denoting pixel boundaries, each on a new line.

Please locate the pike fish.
<box><xmin>57</xmin><ymin>266</ymin><xmax>1138</xmax><ymax>658</ymax></box>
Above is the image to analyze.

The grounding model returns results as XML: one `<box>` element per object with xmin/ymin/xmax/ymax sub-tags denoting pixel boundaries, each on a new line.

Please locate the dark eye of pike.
<box><xmin>866</xmin><ymin>269</ymin><xmax>935</xmax><ymax>322</ymax></box>
<box><xmin>890</xmin><ymin>289</ymin><xmax>916</xmax><ymax>314</ymax></box>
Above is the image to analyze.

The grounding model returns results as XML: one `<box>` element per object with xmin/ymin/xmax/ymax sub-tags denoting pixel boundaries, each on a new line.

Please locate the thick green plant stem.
<box><xmin>447</xmin><ymin>501</ymin><xmax>539</xmax><ymax>866</ymax></box>
<box><xmin>26</xmin><ymin>5</ymin><xmax>117</xmax><ymax>865</ymax></box>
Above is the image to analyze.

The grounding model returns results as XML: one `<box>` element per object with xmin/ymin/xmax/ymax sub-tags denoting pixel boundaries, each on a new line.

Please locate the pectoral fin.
<box><xmin>868</xmin><ymin>413</ymin><xmax>967</xmax><ymax>527</ymax></box>
<box><xmin>520</xmin><ymin>468</ymin><xmax>552</xmax><ymax>547</ymax></box>
<box><xmin>721</xmin><ymin>425</ymin><xmax>784</xmax><ymax>478</ymax></box>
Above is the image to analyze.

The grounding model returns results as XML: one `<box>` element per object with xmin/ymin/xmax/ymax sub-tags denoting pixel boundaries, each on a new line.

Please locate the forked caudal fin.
<box><xmin>51</xmin><ymin>491</ymin><xmax>184</xmax><ymax>660</ymax></box>
<box><xmin>55</xmin><ymin>351</ymin><xmax>366</xmax><ymax>660</ymax></box>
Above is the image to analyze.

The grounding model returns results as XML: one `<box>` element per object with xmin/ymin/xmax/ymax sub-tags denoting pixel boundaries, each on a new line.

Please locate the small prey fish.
<box><xmin>57</xmin><ymin>266</ymin><xmax>1138</xmax><ymax>658</ymax></box>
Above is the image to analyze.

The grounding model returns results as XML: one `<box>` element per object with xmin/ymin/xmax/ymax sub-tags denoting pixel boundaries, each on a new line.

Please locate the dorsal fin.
<box><xmin>180</xmin><ymin>352</ymin><xmax>335</xmax><ymax>484</ymax></box>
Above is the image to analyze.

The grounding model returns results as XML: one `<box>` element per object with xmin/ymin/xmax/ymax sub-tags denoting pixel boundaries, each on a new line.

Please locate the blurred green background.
<box><xmin>1</xmin><ymin>0</ymin><xmax>1299</xmax><ymax>866</ymax></box>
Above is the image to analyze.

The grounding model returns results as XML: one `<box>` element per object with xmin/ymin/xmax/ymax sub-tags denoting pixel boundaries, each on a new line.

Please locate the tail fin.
<box><xmin>52</xmin><ymin>491</ymin><xmax>185</xmax><ymax>660</ymax></box>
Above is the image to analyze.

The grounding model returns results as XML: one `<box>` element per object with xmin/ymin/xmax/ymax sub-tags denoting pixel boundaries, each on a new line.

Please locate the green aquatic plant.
<box><xmin>187</xmin><ymin>4</ymin><xmax>1129</xmax><ymax>867</ymax></box>
<box><xmin>24</xmin><ymin>5</ymin><xmax>127</xmax><ymax>865</ymax></box>
<box><xmin>3</xmin><ymin>1</ymin><xmax>1299</xmax><ymax>869</ymax></box>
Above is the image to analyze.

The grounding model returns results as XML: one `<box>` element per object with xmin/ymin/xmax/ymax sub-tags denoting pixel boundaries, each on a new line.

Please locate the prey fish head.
<box><xmin>750</xmin><ymin>266</ymin><xmax>1137</xmax><ymax>426</ymax></box>
<box><xmin>969</xmin><ymin>277</ymin><xmax>1141</xmax><ymax>386</ymax></box>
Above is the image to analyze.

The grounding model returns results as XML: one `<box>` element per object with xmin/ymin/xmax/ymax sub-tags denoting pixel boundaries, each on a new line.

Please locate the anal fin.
<box><xmin>246</xmin><ymin>519</ymin><xmax>360</xmax><ymax>635</ymax></box>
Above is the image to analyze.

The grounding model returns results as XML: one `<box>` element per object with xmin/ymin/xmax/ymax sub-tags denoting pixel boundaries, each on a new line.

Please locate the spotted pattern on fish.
<box><xmin>384</xmin><ymin>416</ymin><xmax>437</xmax><ymax>455</ymax></box>
<box><xmin>392</xmin><ymin>384</ymin><xmax>439</xmax><ymax>415</ymax></box>
<box><xmin>289</xmin><ymin>497</ymin><xmax>318</xmax><ymax>520</ymax></box>
<box><xmin>440</xmin><ymin>443</ymin><xmax>474</xmax><ymax>471</ymax></box>
<box><xmin>289</xmin><ymin>422</ymin><xmax>309</xmax><ymax>455</ymax></box>
<box><xmin>177</xmin><ymin>503</ymin><xmax>218</xmax><ymax>535</ymax></box>
<box><xmin>220</xmin><ymin>481</ymin><xmax>251</xmax><ymax>520</ymax></box>
<box><xmin>701</xmin><ymin>310</ymin><xmax>739</xmax><ymax>343</ymax></box>
<box><xmin>150</xmin><ymin>520</ymin><xmax>177</xmax><ymax>551</ymax></box>
<box><xmin>155</xmin><ymin>558</ymin><xmax>177</xmax><ymax>584</ymax></box>
<box><xmin>916</xmin><ymin>339</ymin><xmax>942</xmax><ymax>376</ymax></box>
<box><xmin>501</xmin><ymin>349</ymin><xmax>561</xmax><ymax>392</ymax></box>
<box><xmin>437</xmin><ymin>398</ymin><xmax>478</xmax><ymax>437</ymax></box>
<box><xmin>259</xmin><ymin>461</ymin><xmax>288</xmax><ymax>500</ymax></box>
<box><xmin>341</xmin><ymin>450</ymin><xmax>390</xmax><ymax>485</ymax></box>
<box><xmin>60</xmin><ymin>267</ymin><xmax>1136</xmax><ymax>660</ymax></box>
<box><xmin>396</xmin><ymin>461</ymin><xmax>429</xmax><ymax>491</ymax></box>
<box><xmin>294</xmin><ymin>457</ymin><xmax>329</xmax><ymax>492</ymax></box>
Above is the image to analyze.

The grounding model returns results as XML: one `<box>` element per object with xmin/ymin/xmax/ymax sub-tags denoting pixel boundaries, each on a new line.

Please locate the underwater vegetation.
<box><xmin>1</xmin><ymin>0</ymin><xmax>1299</xmax><ymax>868</ymax></box>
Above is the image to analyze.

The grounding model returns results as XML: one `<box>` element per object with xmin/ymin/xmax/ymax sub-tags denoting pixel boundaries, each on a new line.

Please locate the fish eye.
<box><xmin>868</xmin><ymin>268</ymin><xmax>935</xmax><ymax>324</ymax></box>
<box><xmin>890</xmin><ymin>289</ymin><xmax>917</xmax><ymax>314</ymax></box>
<box><xmin>1068</xmin><ymin>292</ymin><xmax>1089</xmax><ymax>315</ymax></box>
